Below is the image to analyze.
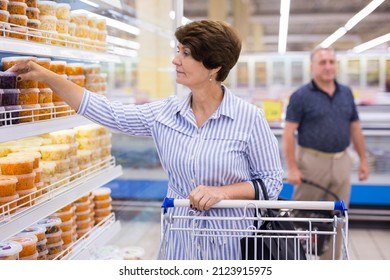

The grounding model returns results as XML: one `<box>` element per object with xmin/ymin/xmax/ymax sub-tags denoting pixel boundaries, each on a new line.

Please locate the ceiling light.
<box><xmin>278</xmin><ymin>0</ymin><xmax>290</xmax><ymax>54</ymax></box>
<box><xmin>72</xmin><ymin>9</ymin><xmax>140</xmax><ymax>36</ymax></box>
<box><xmin>345</xmin><ymin>0</ymin><xmax>385</xmax><ymax>30</ymax></box>
<box><xmin>352</xmin><ymin>33</ymin><xmax>390</xmax><ymax>53</ymax></box>
<box><xmin>319</xmin><ymin>0</ymin><xmax>384</xmax><ymax>47</ymax></box>
<box><xmin>320</xmin><ymin>27</ymin><xmax>347</xmax><ymax>48</ymax></box>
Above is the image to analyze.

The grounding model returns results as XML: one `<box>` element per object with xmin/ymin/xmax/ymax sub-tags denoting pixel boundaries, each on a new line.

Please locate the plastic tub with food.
<box><xmin>2</xmin><ymin>89</ymin><xmax>19</xmax><ymax>106</ymax></box>
<box><xmin>13</xmin><ymin>171</ymin><xmax>36</xmax><ymax>191</ymax></box>
<box><xmin>0</xmin><ymin>240</ymin><xmax>23</xmax><ymax>260</ymax></box>
<box><xmin>0</xmin><ymin>156</ymin><xmax>34</xmax><ymax>175</ymax></box>
<box><xmin>16</xmin><ymin>187</ymin><xmax>36</xmax><ymax>206</ymax></box>
<box><xmin>8</xmin><ymin>234</ymin><xmax>37</xmax><ymax>257</ymax></box>
<box><xmin>18</xmin><ymin>88</ymin><xmax>39</xmax><ymax>105</ymax></box>
<box><xmin>92</xmin><ymin>187</ymin><xmax>111</xmax><ymax>201</ymax></box>
<box><xmin>0</xmin><ymin>193</ymin><xmax>19</xmax><ymax>214</ymax></box>
<box><xmin>0</xmin><ymin>72</ymin><xmax>17</xmax><ymax>89</ymax></box>
<box><xmin>0</xmin><ymin>175</ymin><xmax>17</xmax><ymax>197</ymax></box>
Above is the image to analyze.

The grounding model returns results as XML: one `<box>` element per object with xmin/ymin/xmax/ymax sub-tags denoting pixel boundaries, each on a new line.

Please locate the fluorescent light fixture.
<box><xmin>72</xmin><ymin>9</ymin><xmax>140</xmax><ymax>36</ymax></box>
<box><xmin>320</xmin><ymin>27</ymin><xmax>347</xmax><ymax>48</ymax></box>
<box><xmin>320</xmin><ymin>0</ymin><xmax>384</xmax><ymax>47</ymax></box>
<box><xmin>80</xmin><ymin>0</ymin><xmax>99</xmax><ymax>8</ymax></box>
<box><xmin>352</xmin><ymin>33</ymin><xmax>390</xmax><ymax>53</ymax></box>
<box><xmin>345</xmin><ymin>0</ymin><xmax>385</xmax><ymax>30</ymax></box>
<box><xmin>278</xmin><ymin>0</ymin><xmax>290</xmax><ymax>54</ymax></box>
<box><xmin>107</xmin><ymin>35</ymin><xmax>140</xmax><ymax>49</ymax></box>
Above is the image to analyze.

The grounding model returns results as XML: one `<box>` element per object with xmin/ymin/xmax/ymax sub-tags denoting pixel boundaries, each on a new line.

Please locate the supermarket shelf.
<box><xmin>0</xmin><ymin>37</ymin><xmax>121</xmax><ymax>63</ymax></box>
<box><xmin>0</xmin><ymin>161</ymin><xmax>123</xmax><ymax>241</ymax></box>
<box><xmin>60</xmin><ymin>214</ymin><xmax>122</xmax><ymax>260</ymax></box>
<box><xmin>0</xmin><ymin>114</ymin><xmax>92</xmax><ymax>142</ymax></box>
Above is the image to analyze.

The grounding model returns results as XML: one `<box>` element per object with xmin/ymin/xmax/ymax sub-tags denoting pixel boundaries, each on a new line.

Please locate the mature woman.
<box><xmin>10</xmin><ymin>20</ymin><xmax>283</xmax><ymax>259</ymax></box>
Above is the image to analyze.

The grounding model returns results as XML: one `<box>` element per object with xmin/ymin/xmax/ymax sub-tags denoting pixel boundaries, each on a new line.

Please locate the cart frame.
<box><xmin>159</xmin><ymin>198</ymin><xmax>349</xmax><ymax>260</ymax></box>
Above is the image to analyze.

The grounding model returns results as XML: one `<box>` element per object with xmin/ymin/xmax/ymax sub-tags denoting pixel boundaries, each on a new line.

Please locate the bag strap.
<box><xmin>253</xmin><ymin>178</ymin><xmax>269</xmax><ymax>200</ymax></box>
<box><xmin>252</xmin><ymin>178</ymin><xmax>272</xmax><ymax>229</ymax></box>
<box><xmin>252</xmin><ymin>179</ymin><xmax>276</xmax><ymax>220</ymax></box>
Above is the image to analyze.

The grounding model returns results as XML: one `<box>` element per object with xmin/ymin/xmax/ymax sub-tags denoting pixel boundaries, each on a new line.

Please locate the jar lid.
<box><xmin>9</xmin><ymin>234</ymin><xmax>38</xmax><ymax>245</ymax></box>
<box><xmin>121</xmin><ymin>246</ymin><xmax>145</xmax><ymax>260</ymax></box>
<box><xmin>92</xmin><ymin>187</ymin><xmax>111</xmax><ymax>196</ymax></box>
<box><xmin>8</xmin><ymin>2</ymin><xmax>27</xmax><ymax>7</ymax></box>
<box><xmin>56</xmin><ymin>3</ymin><xmax>70</xmax><ymax>9</ymax></box>
<box><xmin>0</xmin><ymin>10</ymin><xmax>10</xmax><ymax>16</ymax></box>
<box><xmin>1</xmin><ymin>56</ymin><xmax>36</xmax><ymax>63</ymax></box>
<box><xmin>36</xmin><ymin>216</ymin><xmax>62</xmax><ymax>228</ymax></box>
<box><xmin>38</xmin><ymin>1</ymin><xmax>57</xmax><ymax>6</ymax></box>
<box><xmin>0</xmin><ymin>241</ymin><xmax>23</xmax><ymax>257</ymax></box>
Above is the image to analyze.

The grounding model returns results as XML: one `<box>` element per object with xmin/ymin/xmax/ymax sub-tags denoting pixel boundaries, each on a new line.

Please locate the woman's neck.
<box><xmin>191</xmin><ymin>84</ymin><xmax>224</xmax><ymax>127</ymax></box>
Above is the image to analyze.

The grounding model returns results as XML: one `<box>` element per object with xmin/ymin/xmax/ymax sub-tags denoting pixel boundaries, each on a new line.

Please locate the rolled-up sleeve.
<box><xmin>247</xmin><ymin>109</ymin><xmax>284</xmax><ymax>200</ymax></box>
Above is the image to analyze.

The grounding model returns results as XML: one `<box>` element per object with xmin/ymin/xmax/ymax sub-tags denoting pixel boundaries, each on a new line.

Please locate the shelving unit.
<box><xmin>0</xmin><ymin>37</ymin><xmax>122</xmax><ymax>63</ymax></box>
<box><xmin>0</xmin><ymin>37</ymin><xmax>125</xmax><ymax>259</ymax></box>
<box><xmin>0</xmin><ymin>158</ymin><xmax>122</xmax><ymax>241</ymax></box>
<box><xmin>0</xmin><ymin>114</ymin><xmax>91</xmax><ymax>142</ymax></box>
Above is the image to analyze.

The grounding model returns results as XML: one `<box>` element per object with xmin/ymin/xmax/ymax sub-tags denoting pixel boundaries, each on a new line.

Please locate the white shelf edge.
<box><xmin>62</xmin><ymin>219</ymin><xmax>122</xmax><ymax>260</ymax></box>
<box><xmin>0</xmin><ymin>37</ymin><xmax>121</xmax><ymax>63</ymax></box>
<box><xmin>0</xmin><ymin>165</ymin><xmax>123</xmax><ymax>241</ymax></box>
<box><xmin>0</xmin><ymin>115</ymin><xmax>92</xmax><ymax>142</ymax></box>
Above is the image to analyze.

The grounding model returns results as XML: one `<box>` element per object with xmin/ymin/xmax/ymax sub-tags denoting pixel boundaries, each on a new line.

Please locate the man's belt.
<box><xmin>300</xmin><ymin>146</ymin><xmax>345</xmax><ymax>159</ymax></box>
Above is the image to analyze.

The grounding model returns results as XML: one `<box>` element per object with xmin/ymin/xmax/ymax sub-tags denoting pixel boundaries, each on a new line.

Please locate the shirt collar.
<box><xmin>177</xmin><ymin>84</ymin><xmax>235</xmax><ymax>120</ymax></box>
<box><xmin>310</xmin><ymin>79</ymin><xmax>340</xmax><ymax>94</ymax></box>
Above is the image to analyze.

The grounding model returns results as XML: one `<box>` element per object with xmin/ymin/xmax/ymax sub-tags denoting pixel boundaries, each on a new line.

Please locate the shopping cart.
<box><xmin>290</xmin><ymin>178</ymin><xmax>342</xmax><ymax>257</ymax></box>
<box><xmin>159</xmin><ymin>198</ymin><xmax>349</xmax><ymax>260</ymax></box>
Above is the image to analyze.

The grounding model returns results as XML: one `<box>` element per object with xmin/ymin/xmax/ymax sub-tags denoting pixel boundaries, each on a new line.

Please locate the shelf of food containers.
<box><xmin>0</xmin><ymin>36</ymin><xmax>121</xmax><ymax>63</ymax></box>
<box><xmin>57</xmin><ymin>213</ymin><xmax>121</xmax><ymax>260</ymax></box>
<box><xmin>0</xmin><ymin>156</ymin><xmax>123</xmax><ymax>241</ymax></box>
<box><xmin>0</xmin><ymin>110</ymin><xmax>92</xmax><ymax>142</ymax></box>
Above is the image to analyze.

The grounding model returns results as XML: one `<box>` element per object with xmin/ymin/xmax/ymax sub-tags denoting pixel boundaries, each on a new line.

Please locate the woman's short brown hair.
<box><xmin>175</xmin><ymin>20</ymin><xmax>242</xmax><ymax>82</ymax></box>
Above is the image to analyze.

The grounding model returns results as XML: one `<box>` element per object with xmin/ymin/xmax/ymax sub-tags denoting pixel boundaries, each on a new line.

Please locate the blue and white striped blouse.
<box><xmin>78</xmin><ymin>85</ymin><xmax>284</xmax><ymax>259</ymax></box>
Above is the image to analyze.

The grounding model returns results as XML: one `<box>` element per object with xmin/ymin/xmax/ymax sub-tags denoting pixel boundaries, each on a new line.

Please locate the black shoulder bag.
<box><xmin>240</xmin><ymin>179</ymin><xmax>307</xmax><ymax>260</ymax></box>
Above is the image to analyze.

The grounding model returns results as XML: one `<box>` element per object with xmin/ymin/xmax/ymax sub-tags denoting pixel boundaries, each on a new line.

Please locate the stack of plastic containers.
<box><xmin>25</xmin><ymin>0</ymin><xmax>43</xmax><ymax>43</ymax></box>
<box><xmin>84</xmin><ymin>64</ymin><xmax>107</xmax><ymax>96</ymax></box>
<box><xmin>74</xmin><ymin>193</ymin><xmax>93</xmax><ymax>240</ymax></box>
<box><xmin>0</xmin><ymin>152</ymin><xmax>36</xmax><ymax>209</ymax></box>
<box><xmin>0</xmin><ymin>59</ymin><xmax>21</xmax><ymax>125</ymax></box>
<box><xmin>6</xmin><ymin>150</ymin><xmax>41</xmax><ymax>203</ymax></box>
<box><xmin>16</xmin><ymin>225</ymin><xmax>47</xmax><ymax>260</ymax></box>
<box><xmin>1</xmin><ymin>56</ymin><xmax>39</xmax><ymax>124</ymax></box>
<box><xmin>8</xmin><ymin>0</ymin><xmax>28</xmax><ymax>40</ymax></box>
<box><xmin>39</xmin><ymin>143</ymin><xmax>71</xmax><ymax>189</ymax></box>
<box><xmin>49</xmin><ymin>60</ymin><xmax>71</xmax><ymax>116</ymax></box>
<box><xmin>92</xmin><ymin>187</ymin><xmax>112</xmax><ymax>225</ymax></box>
<box><xmin>0</xmin><ymin>175</ymin><xmax>18</xmax><ymax>214</ymax></box>
<box><xmin>8</xmin><ymin>234</ymin><xmax>38</xmax><ymax>260</ymax></box>
<box><xmin>36</xmin><ymin>216</ymin><xmax>63</xmax><ymax>259</ymax></box>
<box><xmin>54</xmin><ymin>2</ymin><xmax>70</xmax><ymax>46</ymax></box>
<box><xmin>37</xmin><ymin>0</ymin><xmax>57</xmax><ymax>44</ymax></box>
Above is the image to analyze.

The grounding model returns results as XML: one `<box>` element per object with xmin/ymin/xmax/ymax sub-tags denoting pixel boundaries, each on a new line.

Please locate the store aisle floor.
<box><xmin>108</xmin><ymin>201</ymin><xmax>390</xmax><ymax>260</ymax></box>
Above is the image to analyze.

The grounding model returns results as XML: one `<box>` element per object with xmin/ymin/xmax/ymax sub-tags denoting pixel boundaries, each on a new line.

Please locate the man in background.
<box><xmin>283</xmin><ymin>47</ymin><xmax>369</xmax><ymax>259</ymax></box>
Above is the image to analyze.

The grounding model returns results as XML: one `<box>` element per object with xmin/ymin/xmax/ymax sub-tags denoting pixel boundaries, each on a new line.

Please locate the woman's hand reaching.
<box><xmin>7</xmin><ymin>60</ymin><xmax>51</xmax><ymax>83</ymax></box>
